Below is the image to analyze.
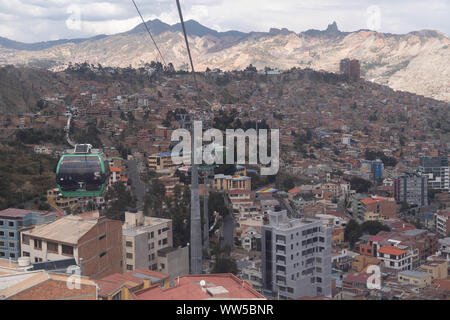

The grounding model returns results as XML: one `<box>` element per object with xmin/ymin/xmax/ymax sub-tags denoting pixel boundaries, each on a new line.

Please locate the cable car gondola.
<box><xmin>56</xmin><ymin>144</ymin><xmax>109</xmax><ymax>198</ymax></box>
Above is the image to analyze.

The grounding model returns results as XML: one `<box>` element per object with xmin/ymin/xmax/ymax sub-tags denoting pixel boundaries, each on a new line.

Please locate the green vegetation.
<box><xmin>344</xmin><ymin>219</ymin><xmax>391</xmax><ymax>248</ymax></box>
<box><xmin>0</xmin><ymin>142</ymin><xmax>57</xmax><ymax>210</ymax></box>
<box><xmin>103</xmin><ymin>182</ymin><xmax>136</xmax><ymax>221</ymax></box>
<box><xmin>349</xmin><ymin>177</ymin><xmax>373</xmax><ymax>193</ymax></box>
<box><xmin>211</xmin><ymin>243</ymin><xmax>238</xmax><ymax>275</ymax></box>
<box><xmin>16</xmin><ymin>128</ymin><xmax>65</xmax><ymax>145</ymax></box>
<box><xmin>365</xmin><ymin>150</ymin><xmax>397</xmax><ymax>167</ymax></box>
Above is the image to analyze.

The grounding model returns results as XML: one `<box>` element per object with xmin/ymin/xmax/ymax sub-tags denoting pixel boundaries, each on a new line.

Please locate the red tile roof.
<box><xmin>378</xmin><ymin>246</ymin><xmax>408</xmax><ymax>256</ymax></box>
<box><xmin>133</xmin><ymin>274</ymin><xmax>265</xmax><ymax>300</ymax></box>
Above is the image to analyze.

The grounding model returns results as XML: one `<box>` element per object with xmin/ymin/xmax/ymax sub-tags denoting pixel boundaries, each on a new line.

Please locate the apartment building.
<box><xmin>377</xmin><ymin>246</ymin><xmax>413</xmax><ymax>272</ymax></box>
<box><xmin>419</xmin><ymin>157</ymin><xmax>449</xmax><ymax>192</ymax></box>
<box><xmin>0</xmin><ymin>209</ymin><xmax>60</xmax><ymax>261</ymax></box>
<box><xmin>397</xmin><ymin>270</ymin><xmax>432</xmax><ymax>288</ymax></box>
<box><xmin>213</xmin><ymin>174</ymin><xmax>252</xmax><ymax>191</ymax></box>
<box><xmin>122</xmin><ymin>210</ymin><xmax>173</xmax><ymax>272</ymax></box>
<box><xmin>148</xmin><ymin>152</ymin><xmax>187</xmax><ymax>171</ymax></box>
<box><xmin>394</xmin><ymin>173</ymin><xmax>428</xmax><ymax>207</ymax></box>
<box><xmin>435</xmin><ymin>211</ymin><xmax>450</xmax><ymax>237</ymax></box>
<box><xmin>20</xmin><ymin>213</ymin><xmax>122</xmax><ymax>279</ymax></box>
<box><xmin>355</xmin><ymin>196</ymin><xmax>398</xmax><ymax>221</ymax></box>
<box><xmin>262</xmin><ymin>209</ymin><xmax>332</xmax><ymax>299</ymax></box>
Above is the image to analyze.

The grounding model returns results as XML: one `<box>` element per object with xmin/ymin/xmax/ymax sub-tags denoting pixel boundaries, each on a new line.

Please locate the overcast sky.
<box><xmin>0</xmin><ymin>0</ymin><xmax>448</xmax><ymax>43</ymax></box>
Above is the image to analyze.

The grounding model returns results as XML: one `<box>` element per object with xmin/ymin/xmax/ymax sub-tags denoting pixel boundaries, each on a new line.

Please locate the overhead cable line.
<box><xmin>175</xmin><ymin>0</ymin><xmax>199</xmax><ymax>93</ymax></box>
<box><xmin>131</xmin><ymin>0</ymin><xmax>167</xmax><ymax>66</ymax></box>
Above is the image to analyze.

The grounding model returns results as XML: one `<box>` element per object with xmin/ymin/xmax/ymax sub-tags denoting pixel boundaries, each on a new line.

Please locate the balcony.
<box><xmin>276</xmin><ymin>260</ymin><xmax>286</xmax><ymax>266</ymax></box>
<box><xmin>276</xmin><ymin>269</ymin><xmax>286</xmax><ymax>276</ymax></box>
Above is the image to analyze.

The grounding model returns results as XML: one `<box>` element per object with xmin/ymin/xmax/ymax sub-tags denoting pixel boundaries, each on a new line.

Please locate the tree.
<box><xmin>350</xmin><ymin>177</ymin><xmax>372</xmax><ymax>193</ymax></box>
<box><xmin>360</xmin><ymin>221</ymin><xmax>390</xmax><ymax>235</ymax></box>
<box><xmin>344</xmin><ymin>219</ymin><xmax>362</xmax><ymax>249</ymax></box>
<box><xmin>104</xmin><ymin>182</ymin><xmax>136</xmax><ymax>221</ymax></box>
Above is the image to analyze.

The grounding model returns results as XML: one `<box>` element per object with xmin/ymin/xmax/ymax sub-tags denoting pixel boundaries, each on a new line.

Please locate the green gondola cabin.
<box><xmin>56</xmin><ymin>144</ymin><xmax>110</xmax><ymax>198</ymax></box>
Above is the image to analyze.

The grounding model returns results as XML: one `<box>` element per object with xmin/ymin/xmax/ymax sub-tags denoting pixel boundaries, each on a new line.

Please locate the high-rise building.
<box><xmin>340</xmin><ymin>58</ymin><xmax>360</xmax><ymax>81</ymax></box>
<box><xmin>262</xmin><ymin>209</ymin><xmax>332</xmax><ymax>299</ymax></box>
<box><xmin>419</xmin><ymin>157</ymin><xmax>449</xmax><ymax>192</ymax></box>
<box><xmin>394</xmin><ymin>173</ymin><xmax>429</xmax><ymax>207</ymax></box>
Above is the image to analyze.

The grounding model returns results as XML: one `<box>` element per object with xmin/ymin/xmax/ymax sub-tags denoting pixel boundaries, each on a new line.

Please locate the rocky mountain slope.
<box><xmin>0</xmin><ymin>20</ymin><xmax>449</xmax><ymax>101</ymax></box>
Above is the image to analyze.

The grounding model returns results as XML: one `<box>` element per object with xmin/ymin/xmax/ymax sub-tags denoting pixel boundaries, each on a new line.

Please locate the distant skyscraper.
<box><xmin>419</xmin><ymin>157</ymin><xmax>449</xmax><ymax>192</ymax></box>
<box><xmin>340</xmin><ymin>58</ymin><xmax>360</xmax><ymax>81</ymax></box>
<box><xmin>394</xmin><ymin>173</ymin><xmax>428</xmax><ymax>207</ymax></box>
<box><xmin>262</xmin><ymin>209</ymin><xmax>332</xmax><ymax>299</ymax></box>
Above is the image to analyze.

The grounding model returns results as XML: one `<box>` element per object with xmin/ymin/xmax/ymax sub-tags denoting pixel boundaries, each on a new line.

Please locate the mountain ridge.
<box><xmin>0</xmin><ymin>19</ymin><xmax>448</xmax><ymax>101</ymax></box>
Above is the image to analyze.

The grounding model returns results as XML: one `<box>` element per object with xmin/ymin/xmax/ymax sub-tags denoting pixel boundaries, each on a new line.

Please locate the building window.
<box><xmin>0</xmin><ymin>231</ymin><xmax>4</xmax><ymax>236</ymax></box>
<box><xmin>47</xmin><ymin>242</ymin><xmax>58</xmax><ymax>253</ymax></box>
<box><xmin>126</xmin><ymin>264</ymin><xmax>133</xmax><ymax>271</ymax></box>
<box><xmin>9</xmin><ymin>232</ymin><xmax>14</xmax><ymax>238</ymax></box>
<box><xmin>8</xmin><ymin>221</ymin><xmax>14</xmax><ymax>227</ymax></box>
<box><xmin>35</xmin><ymin>257</ymin><xmax>43</xmax><ymax>263</ymax></box>
<box><xmin>9</xmin><ymin>242</ymin><xmax>14</xmax><ymax>248</ymax></box>
<box><xmin>126</xmin><ymin>241</ymin><xmax>133</xmax><ymax>248</ymax></box>
<box><xmin>62</xmin><ymin>245</ymin><xmax>73</xmax><ymax>256</ymax></box>
<box><xmin>0</xmin><ymin>220</ymin><xmax>3</xmax><ymax>226</ymax></box>
<box><xmin>10</xmin><ymin>253</ymin><xmax>15</xmax><ymax>258</ymax></box>
<box><xmin>162</xmin><ymin>238</ymin><xmax>168</xmax><ymax>245</ymax></box>
<box><xmin>0</xmin><ymin>251</ymin><xmax>4</xmax><ymax>257</ymax></box>
<box><xmin>34</xmin><ymin>239</ymin><xmax>42</xmax><ymax>250</ymax></box>
<box><xmin>126</xmin><ymin>253</ymin><xmax>133</xmax><ymax>259</ymax></box>
<box><xmin>22</xmin><ymin>251</ymin><xmax>30</xmax><ymax>257</ymax></box>
<box><xmin>0</xmin><ymin>241</ymin><xmax>4</xmax><ymax>247</ymax></box>
<box><xmin>151</xmin><ymin>232</ymin><xmax>154</xmax><ymax>239</ymax></box>
<box><xmin>22</xmin><ymin>235</ymin><xmax>30</xmax><ymax>245</ymax></box>
<box><xmin>160</xmin><ymin>263</ymin><xmax>165</xmax><ymax>270</ymax></box>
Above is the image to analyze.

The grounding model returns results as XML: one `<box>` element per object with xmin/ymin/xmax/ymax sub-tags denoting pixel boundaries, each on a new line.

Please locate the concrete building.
<box><xmin>20</xmin><ymin>213</ymin><xmax>122</xmax><ymax>279</ymax></box>
<box><xmin>398</xmin><ymin>270</ymin><xmax>432</xmax><ymax>288</ymax></box>
<box><xmin>157</xmin><ymin>246</ymin><xmax>189</xmax><ymax>280</ymax></box>
<box><xmin>419</xmin><ymin>157</ymin><xmax>449</xmax><ymax>192</ymax></box>
<box><xmin>122</xmin><ymin>210</ymin><xmax>181</xmax><ymax>273</ymax></box>
<box><xmin>377</xmin><ymin>246</ymin><xmax>413</xmax><ymax>272</ymax></box>
<box><xmin>435</xmin><ymin>211</ymin><xmax>450</xmax><ymax>237</ymax></box>
<box><xmin>0</xmin><ymin>209</ymin><xmax>60</xmax><ymax>261</ymax></box>
<box><xmin>262</xmin><ymin>209</ymin><xmax>332</xmax><ymax>299</ymax></box>
<box><xmin>394</xmin><ymin>173</ymin><xmax>428</xmax><ymax>207</ymax></box>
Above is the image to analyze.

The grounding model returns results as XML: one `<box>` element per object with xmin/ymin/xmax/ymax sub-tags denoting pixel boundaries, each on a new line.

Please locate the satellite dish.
<box><xmin>200</xmin><ymin>280</ymin><xmax>206</xmax><ymax>287</ymax></box>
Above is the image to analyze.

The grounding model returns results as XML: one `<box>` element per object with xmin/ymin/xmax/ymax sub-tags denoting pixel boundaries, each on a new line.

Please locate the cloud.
<box><xmin>0</xmin><ymin>0</ymin><xmax>448</xmax><ymax>42</ymax></box>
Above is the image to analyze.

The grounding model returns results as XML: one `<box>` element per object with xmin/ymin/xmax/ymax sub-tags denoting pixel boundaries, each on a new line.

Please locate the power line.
<box><xmin>131</xmin><ymin>0</ymin><xmax>166</xmax><ymax>66</ymax></box>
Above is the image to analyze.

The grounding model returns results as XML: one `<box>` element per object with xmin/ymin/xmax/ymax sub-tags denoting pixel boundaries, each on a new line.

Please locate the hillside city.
<box><xmin>0</xmin><ymin>57</ymin><xmax>449</xmax><ymax>301</ymax></box>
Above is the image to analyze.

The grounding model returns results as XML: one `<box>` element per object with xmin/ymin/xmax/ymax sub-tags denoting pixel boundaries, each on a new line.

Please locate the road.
<box><xmin>126</xmin><ymin>160</ymin><xmax>146</xmax><ymax>209</ymax></box>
